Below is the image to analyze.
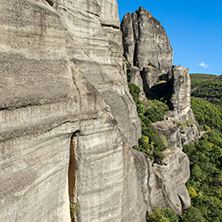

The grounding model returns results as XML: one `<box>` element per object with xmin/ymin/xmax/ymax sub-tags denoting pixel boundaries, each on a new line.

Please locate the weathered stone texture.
<box><xmin>0</xmin><ymin>0</ymin><xmax>143</xmax><ymax>222</ymax></box>
<box><xmin>141</xmin><ymin>65</ymin><xmax>163</xmax><ymax>90</ymax></box>
<box><xmin>121</xmin><ymin>7</ymin><xmax>198</xmax><ymax>149</ymax></box>
<box><xmin>1</xmin><ymin>1</ymin><xmax>198</xmax><ymax>222</ymax></box>
<box><xmin>180</xmin><ymin>124</ymin><xmax>199</xmax><ymax>145</ymax></box>
<box><xmin>57</xmin><ymin>0</ymin><xmax>141</xmax><ymax>147</ymax></box>
<box><xmin>168</xmin><ymin>66</ymin><xmax>194</xmax><ymax>122</ymax></box>
<box><xmin>133</xmin><ymin>147</ymin><xmax>191</xmax><ymax>215</ymax></box>
<box><xmin>167</xmin><ymin>66</ymin><xmax>199</xmax><ymax>144</ymax></box>
<box><xmin>151</xmin><ymin>149</ymin><xmax>191</xmax><ymax>213</ymax></box>
<box><xmin>152</xmin><ymin>120</ymin><xmax>183</xmax><ymax>150</ymax></box>
<box><xmin>129</xmin><ymin>66</ymin><xmax>144</xmax><ymax>90</ymax></box>
<box><xmin>121</xmin><ymin>6</ymin><xmax>199</xmax><ymax>216</ymax></box>
<box><xmin>121</xmin><ymin>13</ymin><xmax>135</xmax><ymax>65</ymax></box>
<box><xmin>121</xmin><ymin>6</ymin><xmax>173</xmax><ymax>72</ymax></box>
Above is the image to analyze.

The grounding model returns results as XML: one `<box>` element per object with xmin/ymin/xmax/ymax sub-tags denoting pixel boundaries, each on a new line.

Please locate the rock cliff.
<box><xmin>121</xmin><ymin>7</ymin><xmax>198</xmax><ymax>149</ymax></box>
<box><xmin>121</xmin><ymin>5</ymin><xmax>199</xmax><ymax>215</ymax></box>
<box><xmin>0</xmin><ymin>1</ymin><xmax>198</xmax><ymax>222</ymax></box>
<box><xmin>121</xmin><ymin>6</ymin><xmax>173</xmax><ymax>72</ymax></box>
<box><xmin>0</xmin><ymin>1</ymin><xmax>143</xmax><ymax>221</ymax></box>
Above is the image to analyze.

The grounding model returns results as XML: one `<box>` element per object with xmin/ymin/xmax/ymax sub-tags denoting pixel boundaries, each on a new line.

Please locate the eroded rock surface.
<box><xmin>122</xmin><ymin>7</ymin><xmax>199</xmax><ymax>149</ymax></box>
<box><xmin>167</xmin><ymin>66</ymin><xmax>199</xmax><ymax>145</ymax></box>
<box><xmin>151</xmin><ymin>149</ymin><xmax>191</xmax><ymax>212</ymax></box>
<box><xmin>129</xmin><ymin>66</ymin><xmax>144</xmax><ymax>90</ymax></box>
<box><xmin>121</xmin><ymin>6</ymin><xmax>199</xmax><ymax>215</ymax></box>
<box><xmin>168</xmin><ymin>66</ymin><xmax>195</xmax><ymax>122</ymax></box>
<box><xmin>57</xmin><ymin>0</ymin><xmax>141</xmax><ymax>147</ymax></box>
<box><xmin>121</xmin><ymin>6</ymin><xmax>173</xmax><ymax>72</ymax></box>
<box><xmin>1</xmin><ymin>1</ymin><xmax>198</xmax><ymax>222</ymax></box>
<box><xmin>0</xmin><ymin>0</ymin><xmax>144</xmax><ymax>221</ymax></box>
<box><xmin>152</xmin><ymin>120</ymin><xmax>183</xmax><ymax>150</ymax></box>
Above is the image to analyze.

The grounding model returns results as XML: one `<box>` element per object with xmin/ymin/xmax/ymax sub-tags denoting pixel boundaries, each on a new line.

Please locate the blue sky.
<box><xmin>117</xmin><ymin>0</ymin><xmax>222</xmax><ymax>75</ymax></box>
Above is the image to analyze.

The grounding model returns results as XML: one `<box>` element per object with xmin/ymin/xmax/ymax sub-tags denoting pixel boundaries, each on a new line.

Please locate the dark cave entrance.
<box><xmin>68</xmin><ymin>131</ymin><xmax>79</xmax><ymax>221</ymax></box>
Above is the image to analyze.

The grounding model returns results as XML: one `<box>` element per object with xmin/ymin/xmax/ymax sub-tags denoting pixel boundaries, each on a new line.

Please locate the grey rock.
<box><xmin>121</xmin><ymin>6</ymin><xmax>173</xmax><ymax>72</ymax></box>
<box><xmin>180</xmin><ymin>124</ymin><xmax>199</xmax><ymax>145</ymax></box>
<box><xmin>121</xmin><ymin>13</ymin><xmax>135</xmax><ymax>65</ymax></box>
<box><xmin>141</xmin><ymin>65</ymin><xmax>163</xmax><ymax>91</ymax></box>
<box><xmin>121</xmin><ymin>7</ymin><xmax>199</xmax><ymax>216</ymax></box>
<box><xmin>0</xmin><ymin>1</ymin><xmax>198</xmax><ymax>222</ymax></box>
<box><xmin>167</xmin><ymin>66</ymin><xmax>199</xmax><ymax>144</ymax></box>
<box><xmin>133</xmin><ymin>148</ymin><xmax>190</xmax><ymax>215</ymax></box>
<box><xmin>129</xmin><ymin>66</ymin><xmax>144</xmax><ymax>90</ymax></box>
<box><xmin>151</xmin><ymin>149</ymin><xmax>191</xmax><ymax>214</ymax></box>
<box><xmin>152</xmin><ymin>120</ymin><xmax>182</xmax><ymax>150</ymax></box>
<box><xmin>146</xmin><ymin>65</ymin><xmax>199</xmax><ymax>148</ymax></box>
<box><xmin>0</xmin><ymin>1</ymin><xmax>143</xmax><ymax>222</ymax></box>
<box><xmin>168</xmin><ymin>66</ymin><xmax>194</xmax><ymax>122</ymax></box>
<box><xmin>56</xmin><ymin>0</ymin><xmax>141</xmax><ymax>147</ymax></box>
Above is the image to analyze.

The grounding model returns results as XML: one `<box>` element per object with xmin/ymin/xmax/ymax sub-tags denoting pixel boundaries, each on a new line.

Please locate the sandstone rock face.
<box><xmin>121</xmin><ymin>8</ymin><xmax>199</xmax><ymax>149</ymax></box>
<box><xmin>56</xmin><ymin>0</ymin><xmax>141</xmax><ymax>147</ymax></box>
<box><xmin>133</xmin><ymin>148</ymin><xmax>191</xmax><ymax>215</ymax></box>
<box><xmin>151</xmin><ymin>149</ymin><xmax>191</xmax><ymax>212</ymax></box>
<box><xmin>180</xmin><ymin>124</ymin><xmax>199</xmax><ymax>145</ymax></box>
<box><xmin>167</xmin><ymin>66</ymin><xmax>199</xmax><ymax>145</ymax></box>
<box><xmin>1</xmin><ymin>2</ymin><xmax>198</xmax><ymax>222</ymax></box>
<box><xmin>121</xmin><ymin>6</ymin><xmax>173</xmax><ymax>72</ymax></box>
<box><xmin>0</xmin><ymin>0</ymin><xmax>144</xmax><ymax>221</ymax></box>
<box><xmin>141</xmin><ymin>65</ymin><xmax>163</xmax><ymax>89</ymax></box>
<box><xmin>121</xmin><ymin>6</ymin><xmax>199</xmax><ymax>215</ymax></box>
<box><xmin>129</xmin><ymin>66</ymin><xmax>144</xmax><ymax>90</ymax></box>
<box><xmin>121</xmin><ymin>13</ymin><xmax>135</xmax><ymax>65</ymax></box>
<box><xmin>168</xmin><ymin>66</ymin><xmax>194</xmax><ymax>122</ymax></box>
<box><xmin>0</xmin><ymin>2</ymin><xmax>81</xmax><ymax>221</ymax></box>
<box><xmin>152</xmin><ymin>120</ymin><xmax>183</xmax><ymax>150</ymax></box>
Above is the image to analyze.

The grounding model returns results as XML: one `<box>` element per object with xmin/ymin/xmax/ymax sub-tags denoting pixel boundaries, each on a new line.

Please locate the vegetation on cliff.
<box><xmin>128</xmin><ymin>83</ymin><xmax>169</xmax><ymax>163</ymax></box>
<box><xmin>147</xmin><ymin>207</ymin><xmax>179</xmax><ymax>222</ymax></box>
<box><xmin>142</xmin><ymin>73</ymin><xmax>222</xmax><ymax>221</ymax></box>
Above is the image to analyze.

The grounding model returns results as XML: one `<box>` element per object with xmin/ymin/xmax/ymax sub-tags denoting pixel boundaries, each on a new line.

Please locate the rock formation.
<box><xmin>121</xmin><ymin>7</ymin><xmax>199</xmax><ymax>148</ymax></box>
<box><xmin>0</xmin><ymin>1</ymin><xmax>198</xmax><ymax>222</ymax></box>
<box><xmin>121</xmin><ymin>6</ymin><xmax>173</xmax><ymax>72</ymax></box>
<box><xmin>0</xmin><ymin>1</ymin><xmax>143</xmax><ymax>221</ymax></box>
<box><xmin>121</xmin><ymin>5</ymin><xmax>199</xmax><ymax>215</ymax></box>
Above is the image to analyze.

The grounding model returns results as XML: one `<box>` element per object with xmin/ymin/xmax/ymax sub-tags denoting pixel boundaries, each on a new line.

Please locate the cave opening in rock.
<box><xmin>45</xmin><ymin>0</ymin><xmax>54</xmax><ymax>7</ymax></box>
<box><xmin>68</xmin><ymin>131</ymin><xmax>79</xmax><ymax>221</ymax></box>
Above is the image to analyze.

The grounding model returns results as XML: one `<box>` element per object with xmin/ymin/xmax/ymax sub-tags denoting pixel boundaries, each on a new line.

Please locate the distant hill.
<box><xmin>190</xmin><ymin>73</ymin><xmax>222</xmax><ymax>111</ymax></box>
<box><xmin>185</xmin><ymin>75</ymin><xmax>222</xmax><ymax>222</ymax></box>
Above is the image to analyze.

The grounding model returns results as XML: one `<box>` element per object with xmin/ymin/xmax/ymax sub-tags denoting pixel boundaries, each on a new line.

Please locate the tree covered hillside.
<box><xmin>190</xmin><ymin>73</ymin><xmax>222</xmax><ymax>111</ymax></box>
<box><xmin>184</xmin><ymin>73</ymin><xmax>222</xmax><ymax>221</ymax></box>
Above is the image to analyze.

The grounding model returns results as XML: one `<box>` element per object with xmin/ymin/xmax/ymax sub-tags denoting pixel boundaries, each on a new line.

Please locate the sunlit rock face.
<box><xmin>167</xmin><ymin>66</ymin><xmax>193</xmax><ymax>121</ymax></box>
<box><xmin>1</xmin><ymin>1</ymin><xmax>198</xmax><ymax>222</ymax></box>
<box><xmin>122</xmin><ymin>7</ymin><xmax>199</xmax><ymax>147</ymax></box>
<box><xmin>0</xmin><ymin>0</ymin><xmax>144</xmax><ymax>222</ymax></box>
<box><xmin>121</xmin><ymin>6</ymin><xmax>173</xmax><ymax>72</ymax></box>
<box><xmin>121</xmin><ymin>6</ymin><xmax>199</xmax><ymax>215</ymax></box>
<box><xmin>167</xmin><ymin>66</ymin><xmax>199</xmax><ymax>145</ymax></box>
<box><xmin>0</xmin><ymin>1</ymin><xmax>80</xmax><ymax>221</ymax></box>
<box><xmin>57</xmin><ymin>0</ymin><xmax>141</xmax><ymax>147</ymax></box>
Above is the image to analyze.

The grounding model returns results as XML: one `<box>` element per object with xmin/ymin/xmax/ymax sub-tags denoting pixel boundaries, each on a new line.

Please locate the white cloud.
<box><xmin>199</xmin><ymin>62</ymin><xmax>209</xmax><ymax>68</ymax></box>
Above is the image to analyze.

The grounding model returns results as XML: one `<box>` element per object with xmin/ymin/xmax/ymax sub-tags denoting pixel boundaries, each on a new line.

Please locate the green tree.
<box><xmin>128</xmin><ymin>83</ymin><xmax>141</xmax><ymax>102</ymax></box>
<box><xmin>147</xmin><ymin>207</ymin><xmax>169</xmax><ymax>222</ymax></box>
<box><xmin>181</xmin><ymin>206</ymin><xmax>206</xmax><ymax>222</ymax></box>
